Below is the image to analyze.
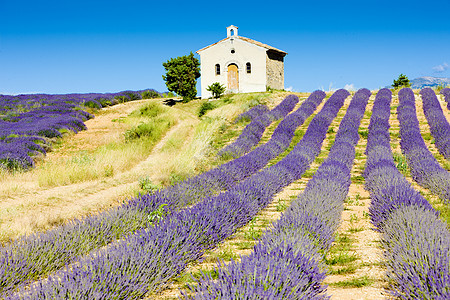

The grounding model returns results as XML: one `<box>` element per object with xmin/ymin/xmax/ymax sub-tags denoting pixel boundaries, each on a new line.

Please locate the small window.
<box><xmin>230</xmin><ymin>29</ymin><xmax>234</xmax><ymax>36</ymax></box>
<box><xmin>231</xmin><ymin>49</ymin><xmax>235</xmax><ymax>54</ymax></box>
<box><xmin>246</xmin><ymin>62</ymin><xmax>251</xmax><ymax>74</ymax></box>
<box><xmin>215</xmin><ymin>64</ymin><xmax>220</xmax><ymax>75</ymax></box>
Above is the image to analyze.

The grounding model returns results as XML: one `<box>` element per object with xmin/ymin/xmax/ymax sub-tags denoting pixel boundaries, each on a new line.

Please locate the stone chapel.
<box><xmin>196</xmin><ymin>25</ymin><xmax>287</xmax><ymax>99</ymax></box>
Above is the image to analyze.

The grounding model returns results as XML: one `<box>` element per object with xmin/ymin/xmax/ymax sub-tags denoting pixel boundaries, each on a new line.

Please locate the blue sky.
<box><xmin>1</xmin><ymin>0</ymin><xmax>450</xmax><ymax>95</ymax></box>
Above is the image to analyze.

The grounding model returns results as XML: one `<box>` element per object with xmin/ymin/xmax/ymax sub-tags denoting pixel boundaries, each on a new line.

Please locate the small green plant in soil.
<box><xmin>276</xmin><ymin>198</ymin><xmax>287</xmax><ymax>212</ymax></box>
<box><xmin>244</xmin><ymin>217</ymin><xmax>263</xmax><ymax>240</ymax></box>
<box><xmin>216</xmin><ymin>247</ymin><xmax>239</xmax><ymax>261</ymax></box>
<box><xmin>147</xmin><ymin>204</ymin><xmax>168</xmax><ymax>225</ymax></box>
<box><xmin>330</xmin><ymin>265</ymin><xmax>358</xmax><ymax>275</ymax></box>
<box><xmin>233</xmin><ymin>240</ymin><xmax>255</xmax><ymax>250</ymax></box>
<box><xmin>138</xmin><ymin>176</ymin><xmax>161</xmax><ymax>193</ymax></box>
<box><xmin>326</xmin><ymin>251</ymin><xmax>359</xmax><ymax>265</ymax></box>
<box><xmin>351</xmin><ymin>175</ymin><xmax>365</xmax><ymax>184</ymax></box>
<box><xmin>393</xmin><ymin>152</ymin><xmax>409</xmax><ymax>175</ymax></box>
<box><xmin>330</xmin><ymin>276</ymin><xmax>373</xmax><ymax>288</ymax></box>
<box><xmin>347</xmin><ymin>226</ymin><xmax>365</xmax><ymax>233</ymax></box>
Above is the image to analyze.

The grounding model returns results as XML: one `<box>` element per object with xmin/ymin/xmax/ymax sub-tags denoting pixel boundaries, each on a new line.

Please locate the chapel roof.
<box><xmin>196</xmin><ymin>35</ymin><xmax>287</xmax><ymax>56</ymax></box>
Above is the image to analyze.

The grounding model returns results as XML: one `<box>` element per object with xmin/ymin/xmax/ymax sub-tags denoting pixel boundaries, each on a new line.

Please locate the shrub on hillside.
<box><xmin>206</xmin><ymin>82</ymin><xmax>226</xmax><ymax>99</ymax></box>
<box><xmin>198</xmin><ymin>102</ymin><xmax>216</xmax><ymax>117</ymax></box>
<box><xmin>130</xmin><ymin>102</ymin><xmax>166</xmax><ymax>118</ymax></box>
<box><xmin>141</xmin><ymin>90</ymin><xmax>160</xmax><ymax>99</ymax></box>
<box><xmin>83</xmin><ymin>100</ymin><xmax>102</xmax><ymax>109</ymax></box>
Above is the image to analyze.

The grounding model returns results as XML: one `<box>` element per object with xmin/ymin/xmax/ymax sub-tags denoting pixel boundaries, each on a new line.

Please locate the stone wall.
<box><xmin>266</xmin><ymin>50</ymin><xmax>284</xmax><ymax>90</ymax></box>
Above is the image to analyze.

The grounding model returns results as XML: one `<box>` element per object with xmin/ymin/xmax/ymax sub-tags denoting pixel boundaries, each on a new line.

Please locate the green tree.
<box><xmin>392</xmin><ymin>74</ymin><xmax>411</xmax><ymax>89</ymax></box>
<box><xmin>206</xmin><ymin>82</ymin><xmax>226</xmax><ymax>99</ymax></box>
<box><xmin>162</xmin><ymin>52</ymin><xmax>200</xmax><ymax>102</ymax></box>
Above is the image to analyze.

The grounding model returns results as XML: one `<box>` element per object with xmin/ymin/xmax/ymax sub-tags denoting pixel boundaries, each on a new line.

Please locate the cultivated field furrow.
<box><xmin>1</xmin><ymin>94</ymin><xmax>326</xmax><ymax>297</ymax></box>
<box><xmin>420</xmin><ymin>88</ymin><xmax>450</xmax><ymax>159</ymax></box>
<box><xmin>397</xmin><ymin>88</ymin><xmax>450</xmax><ymax>202</ymax></box>
<box><xmin>8</xmin><ymin>90</ymin><xmax>343</xmax><ymax>299</ymax></box>
<box><xmin>1</xmin><ymin>88</ymin><xmax>449</xmax><ymax>299</ymax></box>
<box><xmin>178</xmin><ymin>89</ymin><xmax>370</xmax><ymax>299</ymax></box>
<box><xmin>325</xmin><ymin>94</ymin><xmax>385</xmax><ymax>299</ymax></box>
<box><xmin>364</xmin><ymin>89</ymin><xmax>450</xmax><ymax>299</ymax></box>
<box><xmin>151</xmin><ymin>94</ymin><xmax>336</xmax><ymax>299</ymax></box>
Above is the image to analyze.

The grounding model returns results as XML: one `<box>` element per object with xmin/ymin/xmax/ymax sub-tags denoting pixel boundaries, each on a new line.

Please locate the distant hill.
<box><xmin>385</xmin><ymin>76</ymin><xmax>450</xmax><ymax>89</ymax></box>
<box><xmin>409</xmin><ymin>76</ymin><xmax>450</xmax><ymax>89</ymax></box>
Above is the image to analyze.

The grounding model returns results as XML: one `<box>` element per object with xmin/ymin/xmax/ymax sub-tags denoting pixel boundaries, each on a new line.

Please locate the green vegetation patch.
<box><xmin>198</xmin><ymin>102</ymin><xmax>216</xmax><ymax>117</ymax></box>
<box><xmin>329</xmin><ymin>276</ymin><xmax>374</xmax><ymax>288</ymax></box>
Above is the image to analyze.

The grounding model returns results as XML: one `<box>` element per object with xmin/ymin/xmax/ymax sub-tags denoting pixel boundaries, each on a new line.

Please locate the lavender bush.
<box><xmin>233</xmin><ymin>104</ymin><xmax>269</xmax><ymax>123</ymax></box>
<box><xmin>440</xmin><ymin>88</ymin><xmax>450</xmax><ymax>110</ymax></box>
<box><xmin>364</xmin><ymin>88</ymin><xmax>450</xmax><ymax>299</ymax></box>
<box><xmin>397</xmin><ymin>88</ymin><xmax>450</xmax><ymax>202</ymax></box>
<box><xmin>11</xmin><ymin>90</ymin><xmax>348</xmax><ymax>299</ymax></box>
<box><xmin>218</xmin><ymin>95</ymin><xmax>299</xmax><ymax>158</ymax></box>
<box><xmin>420</xmin><ymin>88</ymin><xmax>450</xmax><ymax>159</ymax></box>
<box><xmin>0</xmin><ymin>92</ymin><xmax>327</xmax><ymax>296</ymax></box>
<box><xmin>182</xmin><ymin>89</ymin><xmax>369</xmax><ymax>299</ymax></box>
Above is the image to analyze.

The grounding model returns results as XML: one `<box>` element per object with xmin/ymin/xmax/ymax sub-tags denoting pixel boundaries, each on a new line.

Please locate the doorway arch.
<box><xmin>227</xmin><ymin>63</ymin><xmax>239</xmax><ymax>91</ymax></box>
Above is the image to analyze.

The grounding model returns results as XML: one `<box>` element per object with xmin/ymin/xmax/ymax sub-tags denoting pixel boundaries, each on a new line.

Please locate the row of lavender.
<box><xmin>441</xmin><ymin>87</ymin><xmax>450</xmax><ymax>110</ymax></box>
<box><xmin>0</xmin><ymin>90</ymin><xmax>151</xmax><ymax>114</ymax></box>
<box><xmin>0</xmin><ymin>90</ymin><xmax>155</xmax><ymax>170</ymax></box>
<box><xmin>0</xmin><ymin>93</ymin><xmax>325</xmax><ymax>296</ymax></box>
<box><xmin>397</xmin><ymin>88</ymin><xmax>450</xmax><ymax>202</ymax></box>
<box><xmin>233</xmin><ymin>104</ymin><xmax>269</xmax><ymax>123</ymax></box>
<box><xmin>12</xmin><ymin>90</ymin><xmax>346</xmax><ymax>299</ymax></box>
<box><xmin>420</xmin><ymin>88</ymin><xmax>450</xmax><ymax>159</ymax></box>
<box><xmin>217</xmin><ymin>103</ymin><xmax>278</xmax><ymax>158</ymax></box>
<box><xmin>183</xmin><ymin>89</ymin><xmax>370</xmax><ymax>299</ymax></box>
<box><xmin>364</xmin><ymin>88</ymin><xmax>449</xmax><ymax>299</ymax></box>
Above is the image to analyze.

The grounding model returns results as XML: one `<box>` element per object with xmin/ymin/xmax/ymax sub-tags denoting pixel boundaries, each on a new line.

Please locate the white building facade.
<box><xmin>196</xmin><ymin>25</ymin><xmax>287</xmax><ymax>99</ymax></box>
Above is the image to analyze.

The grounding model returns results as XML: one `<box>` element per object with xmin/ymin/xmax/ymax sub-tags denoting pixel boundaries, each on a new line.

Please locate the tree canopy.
<box><xmin>162</xmin><ymin>52</ymin><xmax>200</xmax><ymax>102</ymax></box>
<box><xmin>392</xmin><ymin>74</ymin><xmax>411</xmax><ymax>89</ymax></box>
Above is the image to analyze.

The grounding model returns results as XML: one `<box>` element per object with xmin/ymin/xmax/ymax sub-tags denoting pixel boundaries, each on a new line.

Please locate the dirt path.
<box><xmin>0</xmin><ymin>99</ymin><xmax>199</xmax><ymax>242</ymax></box>
<box><xmin>324</xmin><ymin>95</ymin><xmax>385</xmax><ymax>299</ymax></box>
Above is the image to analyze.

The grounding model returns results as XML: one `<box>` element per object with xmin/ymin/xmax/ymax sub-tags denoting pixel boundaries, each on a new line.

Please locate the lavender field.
<box><xmin>0</xmin><ymin>88</ymin><xmax>449</xmax><ymax>299</ymax></box>
<box><xmin>0</xmin><ymin>90</ymin><xmax>155</xmax><ymax>170</ymax></box>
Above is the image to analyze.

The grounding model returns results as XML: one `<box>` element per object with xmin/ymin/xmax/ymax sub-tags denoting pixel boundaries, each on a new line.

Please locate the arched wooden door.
<box><xmin>227</xmin><ymin>64</ymin><xmax>239</xmax><ymax>91</ymax></box>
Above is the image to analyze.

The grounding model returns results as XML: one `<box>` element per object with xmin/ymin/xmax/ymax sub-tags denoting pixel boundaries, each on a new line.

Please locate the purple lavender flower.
<box><xmin>441</xmin><ymin>88</ymin><xmax>450</xmax><ymax>110</ymax></box>
<box><xmin>397</xmin><ymin>88</ymin><xmax>450</xmax><ymax>202</ymax></box>
<box><xmin>233</xmin><ymin>104</ymin><xmax>269</xmax><ymax>123</ymax></box>
<box><xmin>420</xmin><ymin>88</ymin><xmax>450</xmax><ymax>159</ymax></box>
<box><xmin>218</xmin><ymin>95</ymin><xmax>300</xmax><ymax>158</ymax></box>
<box><xmin>364</xmin><ymin>88</ymin><xmax>450</xmax><ymax>299</ymax></box>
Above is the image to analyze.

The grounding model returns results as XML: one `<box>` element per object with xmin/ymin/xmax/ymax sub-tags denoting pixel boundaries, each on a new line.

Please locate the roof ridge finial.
<box><xmin>227</xmin><ymin>25</ymin><xmax>238</xmax><ymax>38</ymax></box>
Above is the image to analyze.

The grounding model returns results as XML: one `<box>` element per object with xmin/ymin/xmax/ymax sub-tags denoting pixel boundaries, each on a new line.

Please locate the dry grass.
<box><xmin>36</xmin><ymin>101</ymin><xmax>178</xmax><ymax>187</ymax></box>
